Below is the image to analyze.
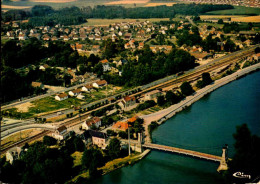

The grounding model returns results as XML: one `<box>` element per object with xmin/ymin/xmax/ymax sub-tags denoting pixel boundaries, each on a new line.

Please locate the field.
<box><xmin>82</xmin><ymin>18</ymin><xmax>170</xmax><ymax>26</ymax></box>
<box><xmin>144</xmin><ymin>2</ymin><xmax>176</xmax><ymax>7</ymax></box>
<box><xmin>200</xmin><ymin>15</ymin><xmax>244</xmax><ymax>20</ymax></box>
<box><xmin>105</xmin><ymin>0</ymin><xmax>149</xmax><ymax>5</ymax></box>
<box><xmin>1</xmin><ymin>0</ymin><xmax>110</xmax><ymax>9</ymax></box>
<box><xmin>231</xmin><ymin>15</ymin><xmax>260</xmax><ymax>22</ymax></box>
<box><xmin>205</xmin><ymin>6</ymin><xmax>260</xmax><ymax>15</ymax></box>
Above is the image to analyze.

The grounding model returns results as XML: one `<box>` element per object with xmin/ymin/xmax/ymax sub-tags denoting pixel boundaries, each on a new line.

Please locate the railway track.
<box><xmin>1</xmin><ymin>46</ymin><xmax>257</xmax><ymax>154</ymax></box>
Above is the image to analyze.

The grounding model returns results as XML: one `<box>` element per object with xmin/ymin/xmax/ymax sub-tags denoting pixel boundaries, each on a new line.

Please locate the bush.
<box><xmin>107</xmin><ymin>130</ymin><xmax>117</xmax><ymax>136</ymax></box>
<box><xmin>43</xmin><ymin>136</ymin><xmax>57</xmax><ymax>146</ymax></box>
<box><xmin>136</xmin><ymin>100</ymin><xmax>156</xmax><ymax>111</ymax></box>
<box><xmin>118</xmin><ymin>131</ymin><xmax>128</xmax><ymax>139</ymax></box>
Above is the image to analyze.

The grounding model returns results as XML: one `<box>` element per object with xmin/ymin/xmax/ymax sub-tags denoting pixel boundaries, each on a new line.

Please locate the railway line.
<box><xmin>1</xmin><ymin>45</ymin><xmax>258</xmax><ymax>154</ymax></box>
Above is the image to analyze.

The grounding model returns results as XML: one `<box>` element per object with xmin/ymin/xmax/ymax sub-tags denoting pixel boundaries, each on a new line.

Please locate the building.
<box><xmin>82</xmin><ymin>85</ymin><xmax>94</xmax><ymax>92</ymax></box>
<box><xmin>6</xmin><ymin>147</ymin><xmax>22</xmax><ymax>164</ymax></box>
<box><xmin>89</xmin><ymin>130</ymin><xmax>108</xmax><ymax>149</ymax></box>
<box><xmin>144</xmin><ymin>90</ymin><xmax>161</xmax><ymax>102</ymax></box>
<box><xmin>55</xmin><ymin>93</ymin><xmax>68</xmax><ymax>101</ymax></box>
<box><xmin>39</xmin><ymin>64</ymin><xmax>50</xmax><ymax>71</ymax></box>
<box><xmin>100</xmin><ymin>59</ymin><xmax>111</xmax><ymax>72</ymax></box>
<box><xmin>82</xmin><ymin>117</ymin><xmax>102</xmax><ymax>130</ymax></box>
<box><xmin>69</xmin><ymin>89</ymin><xmax>82</xmax><ymax>97</ymax></box>
<box><xmin>118</xmin><ymin>96</ymin><xmax>136</xmax><ymax>109</ymax></box>
<box><xmin>52</xmin><ymin>125</ymin><xmax>68</xmax><ymax>140</ymax></box>
<box><xmin>92</xmin><ymin>80</ymin><xmax>108</xmax><ymax>88</ymax></box>
<box><xmin>112</xmin><ymin>121</ymin><xmax>129</xmax><ymax>132</ymax></box>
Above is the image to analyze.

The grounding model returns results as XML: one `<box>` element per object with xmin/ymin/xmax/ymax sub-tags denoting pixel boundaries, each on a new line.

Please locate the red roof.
<box><xmin>112</xmin><ymin>121</ymin><xmax>129</xmax><ymax>131</ymax></box>
<box><xmin>123</xmin><ymin>96</ymin><xmax>135</xmax><ymax>102</ymax></box>
<box><xmin>100</xmin><ymin>59</ymin><xmax>108</xmax><ymax>64</ymax></box>
<box><xmin>96</xmin><ymin>80</ymin><xmax>107</xmax><ymax>86</ymax></box>
<box><xmin>57</xmin><ymin>93</ymin><xmax>68</xmax><ymax>98</ymax></box>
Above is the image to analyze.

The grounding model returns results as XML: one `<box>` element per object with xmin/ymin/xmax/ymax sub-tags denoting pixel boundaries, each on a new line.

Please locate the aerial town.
<box><xmin>1</xmin><ymin>1</ymin><xmax>260</xmax><ymax>184</ymax></box>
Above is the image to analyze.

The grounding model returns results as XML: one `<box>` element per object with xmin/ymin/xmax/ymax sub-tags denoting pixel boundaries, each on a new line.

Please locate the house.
<box><xmin>6</xmin><ymin>147</ymin><xmax>22</xmax><ymax>164</ymax></box>
<box><xmin>138</xmin><ymin>42</ymin><xmax>144</xmax><ymax>50</ymax></box>
<box><xmin>18</xmin><ymin>33</ymin><xmax>27</xmax><ymax>40</ymax></box>
<box><xmin>82</xmin><ymin>117</ymin><xmax>102</xmax><ymax>130</ymax></box>
<box><xmin>39</xmin><ymin>64</ymin><xmax>50</xmax><ymax>71</ymax></box>
<box><xmin>77</xmin><ymin>94</ymin><xmax>85</xmax><ymax>100</ymax></box>
<box><xmin>100</xmin><ymin>59</ymin><xmax>111</xmax><ymax>72</ymax></box>
<box><xmin>92</xmin><ymin>80</ymin><xmax>108</xmax><ymax>88</ymax></box>
<box><xmin>144</xmin><ymin>90</ymin><xmax>161</xmax><ymax>102</ymax></box>
<box><xmin>89</xmin><ymin>130</ymin><xmax>108</xmax><ymax>149</ymax></box>
<box><xmin>31</xmin><ymin>82</ymin><xmax>44</xmax><ymax>89</ymax></box>
<box><xmin>55</xmin><ymin>93</ymin><xmax>68</xmax><ymax>101</ymax></box>
<box><xmin>112</xmin><ymin>121</ymin><xmax>129</xmax><ymax>132</ymax></box>
<box><xmin>52</xmin><ymin>125</ymin><xmax>68</xmax><ymax>140</ymax></box>
<box><xmin>118</xmin><ymin>96</ymin><xmax>136</xmax><ymax>109</ymax></box>
<box><xmin>69</xmin><ymin>89</ymin><xmax>82</xmax><ymax>97</ymax></box>
<box><xmin>128</xmin><ymin>116</ymin><xmax>139</xmax><ymax>124</ymax></box>
<box><xmin>82</xmin><ymin>84</ymin><xmax>94</xmax><ymax>92</ymax></box>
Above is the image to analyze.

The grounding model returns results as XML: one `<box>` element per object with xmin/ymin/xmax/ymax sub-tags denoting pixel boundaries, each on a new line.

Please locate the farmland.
<box><xmin>231</xmin><ymin>15</ymin><xmax>260</xmax><ymax>22</ymax></box>
<box><xmin>205</xmin><ymin>6</ymin><xmax>260</xmax><ymax>15</ymax></box>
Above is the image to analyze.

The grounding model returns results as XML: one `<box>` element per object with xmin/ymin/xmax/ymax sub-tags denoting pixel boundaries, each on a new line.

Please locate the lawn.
<box><xmin>71</xmin><ymin>151</ymin><xmax>84</xmax><ymax>167</ymax></box>
<box><xmin>205</xmin><ymin>6</ymin><xmax>260</xmax><ymax>15</ymax></box>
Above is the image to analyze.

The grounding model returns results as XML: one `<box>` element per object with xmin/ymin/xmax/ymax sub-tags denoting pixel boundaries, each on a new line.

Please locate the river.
<box><xmin>94</xmin><ymin>71</ymin><xmax>260</xmax><ymax>184</ymax></box>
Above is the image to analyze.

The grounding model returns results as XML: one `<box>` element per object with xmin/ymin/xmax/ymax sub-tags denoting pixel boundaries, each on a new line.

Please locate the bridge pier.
<box><xmin>217</xmin><ymin>145</ymin><xmax>228</xmax><ymax>172</ymax></box>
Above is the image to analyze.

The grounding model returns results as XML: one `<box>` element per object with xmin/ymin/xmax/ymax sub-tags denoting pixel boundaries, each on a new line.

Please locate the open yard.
<box><xmin>205</xmin><ymin>6</ymin><xmax>260</xmax><ymax>15</ymax></box>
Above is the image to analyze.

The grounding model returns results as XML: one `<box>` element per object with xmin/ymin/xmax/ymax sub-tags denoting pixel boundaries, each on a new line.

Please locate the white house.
<box><xmin>82</xmin><ymin>85</ymin><xmax>94</xmax><ymax>92</ymax></box>
<box><xmin>69</xmin><ymin>89</ymin><xmax>82</xmax><ymax>97</ymax></box>
<box><xmin>144</xmin><ymin>89</ymin><xmax>161</xmax><ymax>102</ymax></box>
<box><xmin>92</xmin><ymin>80</ymin><xmax>108</xmax><ymax>88</ymax></box>
<box><xmin>6</xmin><ymin>147</ymin><xmax>22</xmax><ymax>164</ymax></box>
<box><xmin>55</xmin><ymin>93</ymin><xmax>68</xmax><ymax>101</ymax></box>
<box><xmin>82</xmin><ymin>117</ymin><xmax>102</xmax><ymax>130</ymax></box>
<box><xmin>52</xmin><ymin>125</ymin><xmax>68</xmax><ymax>140</ymax></box>
<box><xmin>100</xmin><ymin>59</ymin><xmax>111</xmax><ymax>72</ymax></box>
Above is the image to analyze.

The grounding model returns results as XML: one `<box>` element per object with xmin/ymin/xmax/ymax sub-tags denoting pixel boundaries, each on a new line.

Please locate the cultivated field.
<box><xmin>144</xmin><ymin>2</ymin><xmax>176</xmax><ymax>7</ymax></box>
<box><xmin>231</xmin><ymin>15</ymin><xmax>260</xmax><ymax>22</ymax></box>
<box><xmin>82</xmin><ymin>18</ymin><xmax>170</xmax><ymax>26</ymax></box>
<box><xmin>105</xmin><ymin>0</ymin><xmax>149</xmax><ymax>5</ymax></box>
<box><xmin>205</xmin><ymin>6</ymin><xmax>260</xmax><ymax>15</ymax></box>
<box><xmin>200</xmin><ymin>15</ymin><xmax>244</xmax><ymax>20</ymax></box>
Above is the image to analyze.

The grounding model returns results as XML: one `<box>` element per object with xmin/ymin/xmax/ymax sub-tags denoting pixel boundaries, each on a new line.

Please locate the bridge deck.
<box><xmin>143</xmin><ymin>143</ymin><xmax>222</xmax><ymax>162</ymax></box>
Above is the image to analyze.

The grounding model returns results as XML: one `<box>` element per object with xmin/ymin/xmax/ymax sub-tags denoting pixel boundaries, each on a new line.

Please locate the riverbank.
<box><xmin>141</xmin><ymin>62</ymin><xmax>260</xmax><ymax>142</ymax></box>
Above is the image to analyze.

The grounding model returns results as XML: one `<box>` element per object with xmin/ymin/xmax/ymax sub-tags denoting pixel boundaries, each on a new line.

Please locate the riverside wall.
<box><xmin>157</xmin><ymin>63</ymin><xmax>260</xmax><ymax>124</ymax></box>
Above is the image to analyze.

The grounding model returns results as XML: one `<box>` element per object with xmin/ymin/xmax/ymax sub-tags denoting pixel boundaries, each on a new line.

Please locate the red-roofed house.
<box><xmin>82</xmin><ymin>117</ymin><xmax>102</xmax><ymax>130</ymax></box>
<box><xmin>112</xmin><ymin>121</ymin><xmax>129</xmax><ymax>132</ymax></box>
<box><xmin>92</xmin><ymin>80</ymin><xmax>108</xmax><ymax>88</ymax></box>
<box><xmin>118</xmin><ymin>96</ymin><xmax>136</xmax><ymax>109</ymax></box>
<box><xmin>55</xmin><ymin>93</ymin><xmax>68</xmax><ymax>101</ymax></box>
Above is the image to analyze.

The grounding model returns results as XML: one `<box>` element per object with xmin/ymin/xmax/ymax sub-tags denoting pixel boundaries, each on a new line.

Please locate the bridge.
<box><xmin>141</xmin><ymin>142</ymin><xmax>228</xmax><ymax>171</ymax></box>
<box><xmin>143</xmin><ymin>143</ymin><xmax>222</xmax><ymax>162</ymax></box>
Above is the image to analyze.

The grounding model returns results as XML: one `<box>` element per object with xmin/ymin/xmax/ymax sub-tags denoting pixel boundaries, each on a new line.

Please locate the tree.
<box><xmin>43</xmin><ymin>136</ymin><xmax>57</xmax><ymax>146</ymax></box>
<box><xmin>227</xmin><ymin>124</ymin><xmax>260</xmax><ymax>183</ymax></box>
<box><xmin>218</xmin><ymin>19</ymin><xmax>224</xmax><ymax>24</ymax></box>
<box><xmin>202</xmin><ymin>72</ymin><xmax>213</xmax><ymax>86</ymax></box>
<box><xmin>180</xmin><ymin>82</ymin><xmax>194</xmax><ymax>96</ymax></box>
<box><xmin>73</xmin><ymin>136</ymin><xmax>85</xmax><ymax>152</ymax></box>
<box><xmin>157</xmin><ymin>95</ymin><xmax>165</xmax><ymax>106</ymax></box>
<box><xmin>107</xmin><ymin>138</ymin><xmax>121</xmax><ymax>159</ymax></box>
<box><xmin>166</xmin><ymin>91</ymin><xmax>179</xmax><ymax>105</ymax></box>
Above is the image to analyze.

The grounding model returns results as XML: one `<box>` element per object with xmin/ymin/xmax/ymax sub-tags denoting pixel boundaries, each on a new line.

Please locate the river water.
<box><xmin>94</xmin><ymin>71</ymin><xmax>260</xmax><ymax>184</ymax></box>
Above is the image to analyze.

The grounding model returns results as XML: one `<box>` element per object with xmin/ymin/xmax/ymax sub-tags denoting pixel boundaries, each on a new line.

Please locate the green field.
<box><xmin>205</xmin><ymin>6</ymin><xmax>260</xmax><ymax>15</ymax></box>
